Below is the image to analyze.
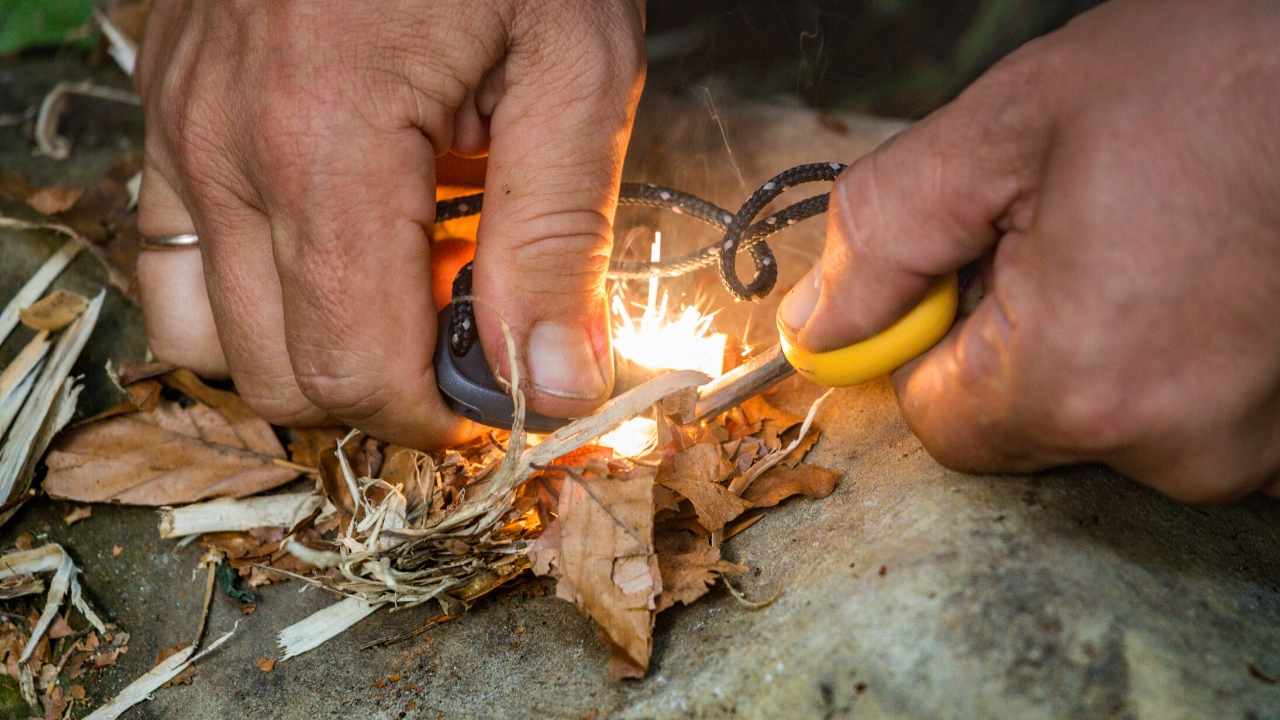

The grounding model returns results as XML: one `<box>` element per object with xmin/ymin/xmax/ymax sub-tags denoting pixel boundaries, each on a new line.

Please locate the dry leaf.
<box><xmin>47</xmin><ymin>615</ymin><xmax>73</xmax><ymax>640</ymax></box>
<box><xmin>161</xmin><ymin>369</ymin><xmax>288</xmax><ymax>457</ymax></box>
<box><xmin>19</xmin><ymin>290</ymin><xmax>89</xmax><ymax>332</ymax></box>
<box><xmin>739</xmin><ymin>395</ymin><xmax>802</xmax><ymax>431</ymax></box>
<box><xmin>25</xmin><ymin>186</ymin><xmax>82</xmax><ymax>215</ymax></box>
<box><xmin>657</xmin><ymin>443</ymin><xmax>751</xmax><ymax>533</ymax></box>
<box><xmin>43</xmin><ymin>397</ymin><xmax>299</xmax><ymax>505</ymax></box>
<box><xmin>41</xmin><ymin>683</ymin><xmax>65</xmax><ymax>720</ymax></box>
<box><xmin>783</xmin><ymin>432</ymin><xmax>821</xmax><ymax>468</ymax></box>
<box><xmin>287</xmin><ymin>428</ymin><xmax>345</xmax><ymax>471</ymax></box>
<box><xmin>69</xmin><ymin>684</ymin><xmax>85</xmax><ymax>700</ymax></box>
<box><xmin>528</xmin><ymin>466</ymin><xmax>660</xmax><ymax>678</ymax></box>
<box><xmin>744</xmin><ymin>464</ymin><xmax>842</xmax><ymax>508</ymax></box>
<box><xmin>113</xmin><ymin>361</ymin><xmax>175</xmax><ymax>386</ymax></box>
<box><xmin>61</xmin><ymin>506</ymin><xmax>91</xmax><ymax>526</ymax></box>
<box><xmin>255</xmin><ymin>657</ymin><xmax>275</xmax><ymax>673</ymax></box>
<box><xmin>655</xmin><ymin>539</ymin><xmax>747</xmax><ymax>613</ymax></box>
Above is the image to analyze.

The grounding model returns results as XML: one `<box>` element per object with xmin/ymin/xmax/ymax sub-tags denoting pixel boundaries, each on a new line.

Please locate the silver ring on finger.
<box><xmin>139</xmin><ymin>233</ymin><xmax>200</xmax><ymax>251</ymax></box>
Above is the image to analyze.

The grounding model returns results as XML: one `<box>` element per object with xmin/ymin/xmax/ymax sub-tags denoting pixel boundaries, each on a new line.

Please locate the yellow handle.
<box><xmin>778</xmin><ymin>273</ymin><xmax>959</xmax><ymax>387</ymax></box>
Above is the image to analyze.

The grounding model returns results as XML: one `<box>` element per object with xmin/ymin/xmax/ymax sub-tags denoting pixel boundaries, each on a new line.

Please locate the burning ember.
<box><xmin>611</xmin><ymin>233</ymin><xmax>728</xmax><ymax>379</ymax></box>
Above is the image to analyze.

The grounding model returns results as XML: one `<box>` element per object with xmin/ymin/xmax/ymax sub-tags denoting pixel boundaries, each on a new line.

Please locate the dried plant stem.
<box><xmin>35</xmin><ymin>80</ymin><xmax>140</xmax><ymax>160</ymax></box>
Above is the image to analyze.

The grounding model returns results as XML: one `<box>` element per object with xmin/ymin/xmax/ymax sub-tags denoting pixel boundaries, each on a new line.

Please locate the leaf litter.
<box><xmin>0</xmin><ymin>50</ymin><xmax>846</xmax><ymax>708</ymax></box>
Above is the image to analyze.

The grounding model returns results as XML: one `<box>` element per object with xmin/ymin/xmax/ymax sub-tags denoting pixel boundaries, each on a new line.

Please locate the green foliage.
<box><xmin>0</xmin><ymin>0</ymin><xmax>95</xmax><ymax>56</ymax></box>
<box><xmin>0</xmin><ymin>675</ymin><xmax>31</xmax><ymax>720</ymax></box>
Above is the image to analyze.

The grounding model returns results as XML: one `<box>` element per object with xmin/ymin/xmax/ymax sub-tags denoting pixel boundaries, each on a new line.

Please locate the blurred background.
<box><xmin>646</xmin><ymin>0</ymin><xmax>1102</xmax><ymax>117</ymax></box>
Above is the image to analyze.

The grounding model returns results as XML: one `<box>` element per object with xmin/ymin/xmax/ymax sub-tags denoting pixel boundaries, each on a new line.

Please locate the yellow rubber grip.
<box><xmin>778</xmin><ymin>273</ymin><xmax>959</xmax><ymax>387</ymax></box>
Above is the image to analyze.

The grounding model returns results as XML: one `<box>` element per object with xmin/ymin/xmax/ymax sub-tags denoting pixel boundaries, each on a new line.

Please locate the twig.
<box><xmin>192</xmin><ymin>562</ymin><xmax>216</xmax><ymax>650</ymax></box>
<box><xmin>722</xmin><ymin>574</ymin><xmax>782</xmax><ymax>610</ymax></box>
<box><xmin>359</xmin><ymin>613</ymin><xmax>455</xmax><ymax>650</ymax></box>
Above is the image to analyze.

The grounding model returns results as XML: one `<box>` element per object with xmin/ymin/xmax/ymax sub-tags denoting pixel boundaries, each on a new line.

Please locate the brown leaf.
<box><xmin>287</xmin><ymin>428</ymin><xmax>345</xmax><ymax>471</ymax></box>
<box><xmin>61</xmin><ymin>505</ymin><xmax>92</xmax><ymax>526</ymax></box>
<box><xmin>200</xmin><ymin>532</ymin><xmax>275</xmax><ymax>562</ymax></box>
<box><xmin>114</xmin><ymin>361</ymin><xmax>175</xmax><ymax>386</ymax></box>
<box><xmin>255</xmin><ymin>656</ymin><xmax>276</xmax><ymax>673</ymax></box>
<box><xmin>73</xmin><ymin>379</ymin><xmax>164</xmax><ymax>427</ymax></box>
<box><xmin>25</xmin><ymin>185</ymin><xmax>82</xmax><ymax>215</ymax></box>
<box><xmin>655</xmin><ymin>542</ymin><xmax>747</xmax><ymax>613</ymax></box>
<box><xmin>47</xmin><ymin>615</ymin><xmax>74</xmax><ymax>640</ymax></box>
<box><xmin>69</xmin><ymin>684</ymin><xmax>85</xmax><ymax>700</ymax></box>
<box><xmin>652</xmin><ymin>485</ymin><xmax>683</xmax><ymax>515</ymax></box>
<box><xmin>743</xmin><ymin>464</ymin><xmax>842</xmax><ymax>508</ymax></box>
<box><xmin>378</xmin><ymin>445</ymin><xmax>419</xmax><ymax>489</ymax></box>
<box><xmin>43</xmin><ymin>396</ymin><xmax>299</xmax><ymax>505</ymax></box>
<box><xmin>528</xmin><ymin>466</ymin><xmax>659</xmax><ymax>677</ymax></box>
<box><xmin>162</xmin><ymin>369</ymin><xmax>287</xmax><ymax>457</ymax></box>
<box><xmin>783</xmin><ymin>431</ymin><xmax>821</xmax><ymax>468</ymax></box>
<box><xmin>657</xmin><ymin>443</ymin><xmax>751</xmax><ymax>533</ymax></box>
<box><xmin>19</xmin><ymin>289</ymin><xmax>89</xmax><ymax>331</ymax></box>
<box><xmin>739</xmin><ymin>395</ymin><xmax>802</xmax><ymax>431</ymax></box>
<box><xmin>41</xmin><ymin>683</ymin><xmax>65</xmax><ymax>720</ymax></box>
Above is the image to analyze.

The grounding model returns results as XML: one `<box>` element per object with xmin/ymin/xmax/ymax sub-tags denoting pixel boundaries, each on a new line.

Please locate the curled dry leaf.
<box><xmin>657</xmin><ymin>443</ymin><xmax>751</xmax><ymax>533</ymax></box>
<box><xmin>655</xmin><ymin>536</ymin><xmax>747</xmax><ymax>613</ymax></box>
<box><xmin>255</xmin><ymin>657</ymin><xmax>275</xmax><ymax>673</ymax></box>
<box><xmin>742</xmin><ymin>464</ymin><xmax>842</xmax><ymax>509</ymax></box>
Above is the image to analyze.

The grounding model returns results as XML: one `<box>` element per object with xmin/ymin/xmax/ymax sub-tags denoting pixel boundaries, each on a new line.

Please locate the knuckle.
<box><xmin>506</xmin><ymin>212</ymin><xmax>612</xmax><ymax>287</ymax></box>
<box><xmin>238</xmin><ymin>388</ymin><xmax>324</xmax><ymax>427</ymax></box>
<box><xmin>294</xmin><ymin>368</ymin><xmax>394</xmax><ymax>422</ymax></box>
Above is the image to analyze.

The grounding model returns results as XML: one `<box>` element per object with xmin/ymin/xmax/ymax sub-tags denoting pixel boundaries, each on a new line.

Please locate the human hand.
<box><xmin>779</xmin><ymin>0</ymin><xmax>1280</xmax><ymax>501</ymax></box>
<box><xmin>134</xmin><ymin>0</ymin><xmax>645</xmax><ymax>447</ymax></box>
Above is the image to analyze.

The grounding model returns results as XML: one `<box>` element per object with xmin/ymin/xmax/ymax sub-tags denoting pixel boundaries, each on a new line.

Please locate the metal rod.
<box><xmin>689</xmin><ymin>344</ymin><xmax>795</xmax><ymax>423</ymax></box>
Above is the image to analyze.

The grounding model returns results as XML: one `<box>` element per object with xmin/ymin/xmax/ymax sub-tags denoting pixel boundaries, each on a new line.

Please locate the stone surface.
<box><xmin>1</xmin><ymin>59</ymin><xmax>1278</xmax><ymax>720</ymax></box>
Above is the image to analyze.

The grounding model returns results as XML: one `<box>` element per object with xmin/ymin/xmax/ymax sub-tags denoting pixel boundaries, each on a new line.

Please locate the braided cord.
<box><xmin>441</xmin><ymin>162</ymin><xmax>846</xmax><ymax>355</ymax></box>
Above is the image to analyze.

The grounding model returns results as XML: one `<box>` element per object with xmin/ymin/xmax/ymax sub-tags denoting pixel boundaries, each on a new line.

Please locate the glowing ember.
<box><xmin>612</xmin><ymin>232</ymin><xmax>727</xmax><ymax>379</ymax></box>
<box><xmin>597</xmin><ymin>417</ymin><xmax>659</xmax><ymax>457</ymax></box>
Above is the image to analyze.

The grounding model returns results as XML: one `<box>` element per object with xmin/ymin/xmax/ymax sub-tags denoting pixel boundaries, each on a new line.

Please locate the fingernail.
<box><xmin>527</xmin><ymin>321</ymin><xmax>610</xmax><ymax>400</ymax></box>
<box><xmin>779</xmin><ymin>265</ymin><xmax>821</xmax><ymax>334</ymax></box>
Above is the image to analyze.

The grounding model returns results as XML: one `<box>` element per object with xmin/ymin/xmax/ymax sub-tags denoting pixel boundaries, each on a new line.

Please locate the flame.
<box><xmin>611</xmin><ymin>232</ymin><xmax>727</xmax><ymax>379</ymax></box>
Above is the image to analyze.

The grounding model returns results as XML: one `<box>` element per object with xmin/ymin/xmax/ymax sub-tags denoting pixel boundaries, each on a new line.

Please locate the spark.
<box><xmin>612</xmin><ymin>232</ymin><xmax>728</xmax><ymax>380</ymax></box>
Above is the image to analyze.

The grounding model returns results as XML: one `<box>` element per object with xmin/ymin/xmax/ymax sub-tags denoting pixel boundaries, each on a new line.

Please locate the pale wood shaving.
<box><xmin>84</xmin><ymin>625</ymin><xmax>237</xmax><ymax>720</ymax></box>
<box><xmin>0</xmin><ymin>292</ymin><xmax>103</xmax><ymax>520</ymax></box>
<box><xmin>159</xmin><ymin>492</ymin><xmax>324</xmax><ymax>539</ymax></box>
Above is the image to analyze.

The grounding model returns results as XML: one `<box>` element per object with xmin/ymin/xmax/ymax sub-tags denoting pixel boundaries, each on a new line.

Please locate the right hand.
<box><xmin>779</xmin><ymin>0</ymin><xmax>1280</xmax><ymax>502</ymax></box>
<box><xmin>135</xmin><ymin>0</ymin><xmax>646</xmax><ymax>448</ymax></box>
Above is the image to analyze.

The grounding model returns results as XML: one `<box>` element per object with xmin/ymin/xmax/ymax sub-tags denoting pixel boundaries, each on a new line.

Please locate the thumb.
<box><xmin>471</xmin><ymin>5</ymin><xmax>645</xmax><ymax>419</ymax></box>
<box><xmin>778</xmin><ymin>53</ymin><xmax>1052</xmax><ymax>353</ymax></box>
